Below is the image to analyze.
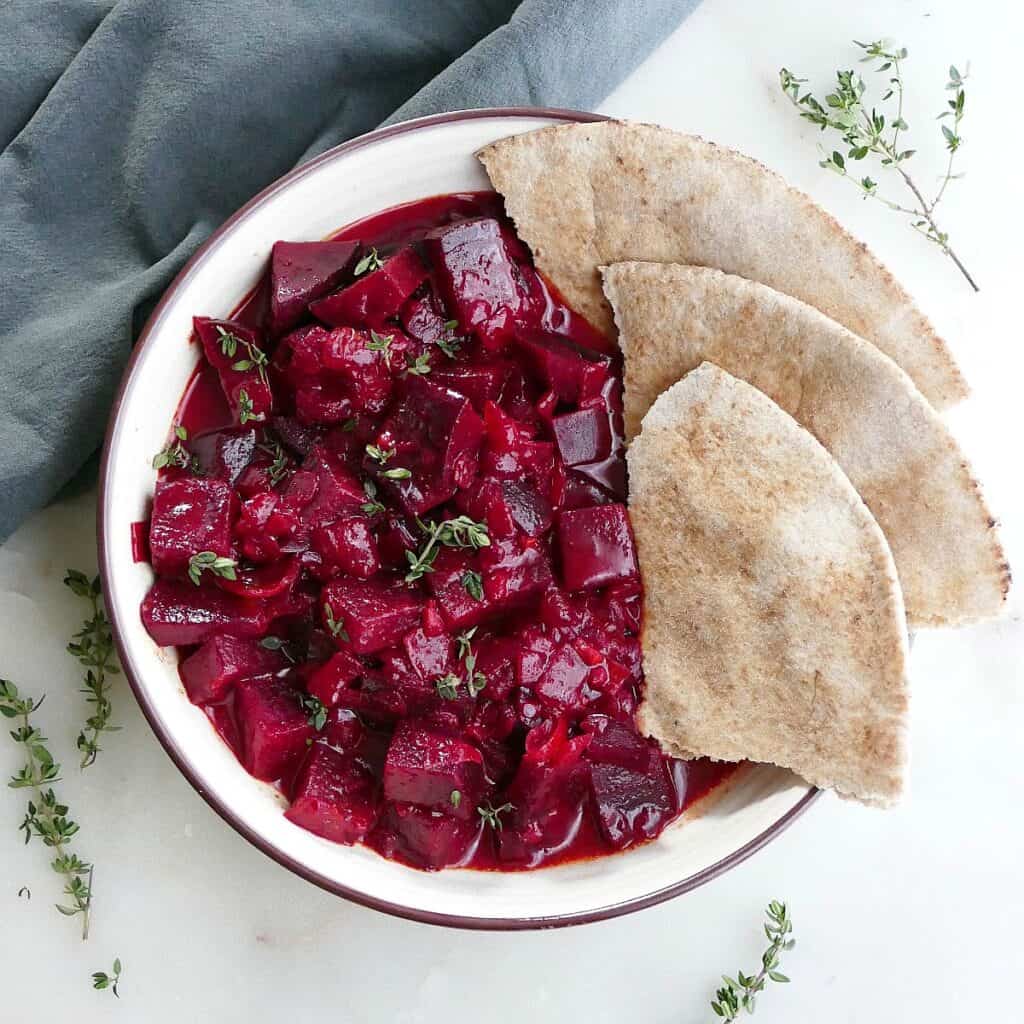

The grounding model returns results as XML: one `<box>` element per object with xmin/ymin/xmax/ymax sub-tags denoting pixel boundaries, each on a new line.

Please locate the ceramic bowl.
<box><xmin>99</xmin><ymin>107</ymin><xmax>817</xmax><ymax>929</ymax></box>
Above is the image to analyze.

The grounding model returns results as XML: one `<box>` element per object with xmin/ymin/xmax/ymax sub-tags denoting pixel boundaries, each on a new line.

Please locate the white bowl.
<box><xmin>99</xmin><ymin>107</ymin><xmax>817</xmax><ymax>929</ymax></box>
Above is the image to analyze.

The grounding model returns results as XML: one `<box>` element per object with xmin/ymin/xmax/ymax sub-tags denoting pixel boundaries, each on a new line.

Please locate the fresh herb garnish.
<box><xmin>341</xmin><ymin>417</ymin><xmax>358</xmax><ymax>432</ymax></box>
<box><xmin>449</xmin><ymin>790</ymin><xmax>462</xmax><ymax>809</ymax></box>
<box><xmin>435</xmin><ymin>674</ymin><xmax>461</xmax><ymax>700</ymax></box>
<box><xmin>367</xmin><ymin>330</ymin><xmax>394</xmax><ymax>354</ymax></box>
<box><xmin>435</xmin><ymin>320</ymin><xmax>465</xmax><ymax>359</ymax></box>
<box><xmin>710</xmin><ymin>901</ymin><xmax>794</xmax><ymax>1021</ymax></box>
<box><xmin>216</xmin><ymin>326</ymin><xmax>240</xmax><ymax>358</ymax></box>
<box><xmin>404</xmin><ymin>352</ymin><xmax>432</xmax><ymax>376</ymax></box>
<box><xmin>780</xmin><ymin>41</ymin><xmax>977</xmax><ymax>290</ymax></box>
<box><xmin>1</xmin><ymin>680</ymin><xmax>94</xmax><ymax>938</ymax></box>
<box><xmin>477</xmin><ymin>801</ymin><xmax>514</xmax><ymax>831</ymax></box>
<box><xmin>361</xmin><ymin>478</ymin><xmax>386</xmax><ymax>516</ymax></box>
<box><xmin>257</xmin><ymin>441</ymin><xmax>290</xmax><ymax>487</ymax></box>
<box><xmin>455</xmin><ymin>627</ymin><xmax>486</xmax><ymax>697</ymax></box>
<box><xmin>404</xmin><ymin>516</ymin><xmax>490</xmax><ymax>583</ymax></box>
<box><xmin>297</xmin><ymin>694</ymin><xmax>328</xmax><ymax>731</ymax></box>
<box><xmin>259</xmin><ymin>636</ymin><xmax>296</xmax><ymax>663</ymax></box>
<box><xmin>152</xmin><ymin>424</ymin><xmax>196</xmax><ymax>471</ymax></box>
<box><xmin>219</xmin><ymin>326</ymin><xmax>269</xmax><ymax>384</ymax></box>
<box><xmin>187</xmin><ymin>551</ymin><xmax>238</xmax><ymax>586</ymax></box>
<box><xmin>381</xmin><ymin>467</ymin><xmax>411</xmax><ymax>480</ymax></box>
<box><xmin>354</xmin><ymin>247</ymin><xmax>384</xmax><ymax>276</ymax></box>
<box><xmin>237</xmin><ymin>389</ymin><xmax>255</xmax><ymax>425</ymax></box>
<box><xmin>323</xmin><ymin>602</ymin><xmax>350</xmax><ymax>642</ymax></box>
<box><xmin>63</xmin><ymin>570</ymin><xmax>120</xmax><ymax>769</ymax></box>
<box><xmin>92</xmin><ymin>958</ymin><xmax>122</xmax><ymax>998</ymax></box>
<box><xmin>461</xmin><ymin>570</ymin><xmax>484</xmax><ymax>602</ymax></box>
<box><xmin>365</xmin><ymin>444</ymin><xmax>395</xmax><ymax>465</ymax></box>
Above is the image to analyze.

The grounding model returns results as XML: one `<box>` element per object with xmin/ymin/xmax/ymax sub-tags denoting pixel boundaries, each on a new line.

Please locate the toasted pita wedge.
<box><xmin>478</xmin><ymin>120</ymin><xmax>966</xmax><ymax>409</ymax></box>
<box><xmin>629</xmin><ymin>363</ymin><xmax>910</xmax><ymax>806</ymax></box>
<box><xmin>604</xmin><ymin>262</ymin><xmax>1009</xmax><ymax>628</ymax></box>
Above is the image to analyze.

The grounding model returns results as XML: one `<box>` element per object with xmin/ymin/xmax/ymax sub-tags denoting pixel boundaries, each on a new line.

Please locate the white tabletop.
<box><xmin>2</xmin><ymin>0</ymin><xmax>1021</xmax><ymax>1019</ymax></box>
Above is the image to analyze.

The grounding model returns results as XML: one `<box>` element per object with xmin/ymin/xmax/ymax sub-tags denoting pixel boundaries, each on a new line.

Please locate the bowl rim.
<box><xmin>97</xmin><ymin>105</ymin><xmax>820</xmax><ymax>930</ymax></box>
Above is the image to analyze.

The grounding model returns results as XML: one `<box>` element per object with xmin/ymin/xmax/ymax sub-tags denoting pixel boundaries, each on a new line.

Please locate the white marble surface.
<box><xmin>2</xmin><ymin>0</ymin><xmax>1022</xmax><ymax>1018</ymax></box>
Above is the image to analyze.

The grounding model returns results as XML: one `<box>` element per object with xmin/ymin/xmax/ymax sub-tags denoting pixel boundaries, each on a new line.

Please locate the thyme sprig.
<box><xmin>354</xmin><ymin>247</ymin><xmax>384</xmax><ymax>276</ymax></box>
<box><xmin>187</xmin><ymin>551</ymin><xmax>238</xmax><ymax>586</ymax></box>
<box><xmin>218</xmin><ymin>326</ymin><xmax>268</xmax><ymax>385</ymax></box>
<box><xmin>152</xmin><ymin>425</ymin><xmax>198</xmax><ymax>472</ymax></box>
<box><xmin>436</xmin><ymin>320</ymin><xmax>465</xmax><ymax>359</ymax></box>
<box><xmin>92</xmin><ymin>958</ymin><xmax>122</xmax><ymax>998</ymax></box>
<box><xmin>237</xmin><ymin>389</ymin><xmax>256</xmax><ymax>425</ymax></box>
<box><xmin>1</xmin><ymin>680</ymin><xmax>93</xmax><ymax>939</ymax></box>
<box><xmin>780</xmin><ymin>40</ymin><xmax>977</xmax><ymax>290</ymax></box>
<box><xmin>456</xmin><ymin>627</ymin><xmax>486</xmax><ymax>697</ymax></box>
<box><xmin>477</xmin><ymin>800</ymin><xmax>514</xmax><ymax>830</ymax></box>
<box><xmin>404</xmin><ymin>516</ymin><xmax>490</xmax><ymax>583</ymax></box>
<box><xmin>257</xmin><ymin>441</ymin><xmax>290</xmax><ymax>487</ymax></box>
<box><xmin>710</xmin><ymin>901</ymin><xmax>794</xmax><ymax>1020</ymax></box>
<box><xmin>323</xmin><ymin>602</ymin><xmax>350</xmax><ymax>642</ymax></box>
<box><xmin>404</xmin><ymin>352</ymin><xmax>432</xmax><ymax>377</ymax></box>
<box><xmin>63</xmin><ymin>570</ymin><xmax>120</xmax><ymax>769</ymax></box>
<box><xmin>361</xmin><ymin>479</ymin><xmax>386</xmax><ymax>517</ymax></box>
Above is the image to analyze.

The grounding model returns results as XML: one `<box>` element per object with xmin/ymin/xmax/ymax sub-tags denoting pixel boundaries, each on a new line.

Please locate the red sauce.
<box><xmin>145</xmin><ymin>191</ymin><xmax>737</xmax><ymax>872</ymax></box>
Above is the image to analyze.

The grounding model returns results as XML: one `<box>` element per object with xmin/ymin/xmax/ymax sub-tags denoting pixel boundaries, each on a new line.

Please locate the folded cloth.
<box><xmin>0</xmin><ymin>0</ymin><xmax>702</xmax><ymax>541</ymax></box>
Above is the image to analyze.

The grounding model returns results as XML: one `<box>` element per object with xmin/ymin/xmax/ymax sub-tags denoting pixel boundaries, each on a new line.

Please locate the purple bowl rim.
<box><xmin>97</xmin><ymin>105</ymin><xmax>820</xmax><ymax>931</ymax></box>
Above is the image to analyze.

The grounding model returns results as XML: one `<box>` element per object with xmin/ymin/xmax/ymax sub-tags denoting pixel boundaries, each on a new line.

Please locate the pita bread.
<box><xmin>629</xmin><ymin>363</ymin><xmax>910</xmax><ymax>806</ymax></box>
<box><xmin>604</xmin><ymin>262</ymin><xmax>1010</xmax><ymax>628</ymax></box>
<box><xmin>478</xmin><ymin>120</ymin><xmax>966</xmax><ymax>409</ymax></box>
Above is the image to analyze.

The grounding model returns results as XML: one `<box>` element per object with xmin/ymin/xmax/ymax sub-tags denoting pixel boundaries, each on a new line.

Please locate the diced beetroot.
<box><xmin>312</xmin><ymin>514</ymin><xmax>380</xmax><ymax>579</ymax></box>
<box><xmin>572</xmin><ymin>456</ymin><xmax>628</xmax><ymax>503</ymax></box>
<box><xmin>323</xmin><ymin>706</ymin><xmax>365</xmax><ymax>751</ymax></box>
<box><xmin>194</xmin><ymin>317</ymin><xmax>273</xmax><ymax>425</ymax></box>
<box><xmin>552</xmin><ymin>407</ymin><xmax>613</xmax><ymax>466</ymax></box>
<box><xmin>369</xmin><ymin>376</ymin><xmax>484</xmax><ymax>515</ymax></box>
<box><xmin>514</xmin><ymin>329</ymin><xmax>612</xmax><ymax>403</ymax></box>
<box><xmin>388</xmin><ymin>803</ymin><xmax>482</xmax><ymax>869</ymax></box>
<box><xmin>557</xmin><ymin>504</ymin><xmax>639</xmax><ymax>591</ymax></box>
<box><xmin>589</xmin><ymin>748</ymin><xmax>677</xmax><ymax>850</ymax></box>
<box><xmin>306</xmin><ymin>650</ymin><xmax>363</xmax><ymax>707</ymax></box>
<box><xmin>269</xmin><ymin>240</ymin><xmax>360</xmax><ymax>336</ymax></box>
<box><xmin>400</xmin><ymin>291</ymin><xmax>449</xmax><ymax>346</ymax></box>
<box><xmin>285</xmin><ymin>744</ymin><xmax>379</xmax><ymax>844</ymax></box>
<box><xmin>532</xmin><ymin>642</ymin><xmax>602</xmax><ymax>715</ymax></box>
<box><xmin>375</xmin><ymin>513</ymin><xmax>419</xmax><ymax>571</ymax></box>
<box><xmin>332</xmin><ymin>670</ymin><xmax>407</xmax><ymax>723</ymax></box>
<box><xmin>425</xmin><ymin>547</ymin><xmax>495</xmax><ymax>629</ymax></box>
<box><xmin>288</xmin><ymin>444</ymin><xmax>364</xmax><ymax>529</ymax></box>
<box><xmin>179</xmin><ymin>635</ymin><xmax>286</xmax><ymax>704</ymax></box>
<box><xmin>281</xmin><ymin>323</ymin><xmax>329</xmax><ymax>386</ymax></box>
<box><xmin>423</xmin><ymin>218</ymin><xmax>537</xmax><ymax>346</ymax></box>
<box><xmin>471</xmin><ymin>636</ymin><xmax>519</xmax><ymax>701</ymax></box>
<box><xmin>142</xmin><ymin>579</ymin><xmax>269</xmax><ymax>647</ymax></box>
<box><xmin>498</xmin><ymin>718</ymin><xmax>591</xmax><ymax>867</ymax></box>
<box><xmin>294</xmin><ymin>383</ymin><xmax>355</xmax><ymax>425</ymax></box>
<box><xmin>480</xmin><ymin>533</ymin><xmax>553</xmax><ymax>609</ymax></box>
<box><xmin>582</xmin><ymin>714</ymin><xmax>653</xmax><ymax>772</ymax></box>
<box><xmin>190</xmin><ymin>427</ymin><xmax>257</xmax><ymax>483</ymax></box>
<box><xmin>318</xmin><ymin>326</ymin><xmax>393</xmax><ymax>414</ymax></box>
<box><xmin>321</xmin><ymin>577</ymin><xmax>423</xmax><ymax>654</ymax></box>
<box><xmin>310</xmin><ymin>246</ymin><xmax>427</xmax><ymax>327</ymax></box>
<box><xmin>149</xmin><ymin>476</ymin><xmax>234</xmax><ymax>577</ymax></box>
<box><xmin>383</xmin><ymin>720</ymin><xmax>485</xmax><ymax>818</ymax></box>
<box><xmin>271</xmin><ymin>416</ymin><xmax>324</xmax><ymax>458</ymax></box>
<box><xmin>402</xmin><ymin>627</ymin><xmax>453</xmax><ymax>680</ymax></box>
<box><xmin>429</xmin><ymin>362</ymin><xmax>511</xmax><ymax>411</ymax></box>
<box><xmin>215</xmin><ymin>555</ymin><xmax>300</xmax><ymax>599</ymax></box>
<box><xmin>234</xmin><ymin>675</ymin><xmax>314</xmax><ymax>781</ymax></box>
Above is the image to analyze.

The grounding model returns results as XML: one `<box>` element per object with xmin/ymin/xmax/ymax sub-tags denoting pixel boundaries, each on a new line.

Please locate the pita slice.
<box><xmin>478</xmin><ymin>120</ymin><xmax>966</xmax><ymax>409</ymax></box>
<box><xmin>629</xmin><ymin>363</ymin><xmax>910</xmax><ymax>806</ymax></box>
<box><xmin>604</xmin><ymin>262</ymin><xmax>1010</xmax><ymax>628</ymax></box>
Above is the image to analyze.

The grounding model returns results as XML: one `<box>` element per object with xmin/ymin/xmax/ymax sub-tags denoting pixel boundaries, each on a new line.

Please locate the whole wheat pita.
<box><xmin>604</xmin><ymin>261</ymin><xmax>1009</xmax><ymax>628</ymax></box>
<box><xmin>478</xmin><ymin>120</ymin><xmax>966</xmax><ymax>409</ymax></box>
<box><xmin>629</xmin><ymin>363</ymin><xmax>910</xmax><ymax>806</ymax></box>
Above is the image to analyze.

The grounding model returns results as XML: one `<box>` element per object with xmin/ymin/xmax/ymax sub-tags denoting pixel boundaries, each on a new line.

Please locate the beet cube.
<box><xmin>310</xmin><ymin>246</ymin><xmax>427</xmax><ymax>327</ymax></box>
<box><xmin>285</xmin><ymin>744</ymin><xmax>378</xmax><ymax>843</ymax></box>
<box><xmin>400</xmin><ymin>291</ymin><xmax>449</xmax><ymax>346</ymax></box>
<box><xmin>383</xmin><ymin>720</ymin><xmax>485</xmax><ymax>818</ymax></box>
<box><xmin>557</xmin><ymin>503</ymin><xmax>639</xmax><ymax>591</ymax></box>
<box><xmin>425</xmin><ymin>547</ymin><xmax>495</xmax><ymax>630</ymax></box>
<box><xmin>312</xmin><ymin>514</ymin><xmax>380</xmax><ymax>579</ymax></box>
<box><xmin>269</xmin><ymin>239</ymin><xmax>360</xmax><ymax>336</ymax></box>
<box><xmin>234</xmin><ymin>675</ymin><xmax>314</xmax><ymax>781</ymax></box>
<box><xmin>552</xmin><ymin>407</ymin><xmax>613</xmax><ymax>466</ymax></box>
<box><xmin>194</xmin><ymin>317</ymin><xmax>273</xmax><ymax>425</ymax></box>
<box><xmin>589</xmin><ymin>748</ymin><xmax>677</xmax><ymax>850</ymax></box>
<box><xmin>480</xmin><ymin>533</ymin><xmax>553</xmax><ymax>609</ymax></box>
<box><xmin>370</xmin><ymin>376</ymin><xmax>484</xmax><ymax>516</ymax></box>
<box><xmin>214</xmin><ymin>556</ymin><xmax>300</xmax><ymax>600</ymax></box>
<box><xmin>179</xmin><ymin>635</ymin><xmax>286</xmax><ymax>704</ymax></box>
<box><xmin>402</xmin><ymin>627</ymin><xmax>454</xmax><ymax>681</ymax></box>
<box><xmin>582</xmin><ymin>714</ymin><xmax>653</xmax><ymax>772</ymax></box>
<box><xmin>289</xmin><ymin>444</ymin><xmax>364</xmax><ymax>529</ymax></box>
<box><xmin>429</xmin><ymin>362</ymin><xmax>511</xmax><ymax>412</ymax></box>
<box><xmin>189</xmin><ymin>427</ymin><xmax>257</xmax><ymax>483</ymax></box>
<box><xmin>306</xmin><ymin>650</ymin><xmax>363</xmax><ymax>707</ymax></box>
<box><xmin>514</xmin><ymin>329</ymin><xmax>612</xmax><ymax>403</ymax></box>
<box><xmin>389</xmin><ymin>803</ymin><xmax>482</xmax><ymax>869</ymax></box>
<box><xmin>532</xmin><ymin>642</ymin><xmax>601</xmax><ymax>714</ymax></box>
<box><xmin>423</xmin><ymin>218</ymin><xmax>536</xmax><ymax>345</ymax></box>
<box><xmin>149</xmin><ymin>476</ymin><xmax>234</xmax><ymax>577</ymax></box>
<box><xmin>142</xmin><ymin>578</ymin><xmax>269</xmax><ymax>647</ymax></box>
<box><xmin>321</xmin><ymin>577</ymin><xmax>423</xmax><ymax>654</ymax></box>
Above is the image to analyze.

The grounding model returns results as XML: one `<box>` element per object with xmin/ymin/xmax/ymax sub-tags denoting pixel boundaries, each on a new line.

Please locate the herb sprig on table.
<box><xmin>1</xmin><ymin>679</ymin><xmax>94</xmax><ymax>937</ymax></box>
<box><xmin>780</xmin><ymin>40</ymin><xmax>977</xmax><ymax>290</ymax></box>
<box><xmin>64</xmin><ymin>570</ymin><xmax>121</xmax><ymax>769</ymax></box>
<box><xmin>92</xmin><ymin>958</ymin><xmax>123</xmax><ymax>998</ymax></box>
<box><xmin>710</xmin><ymin>901</ymin><xmax>794</xmax><ymax>1020</ymax></box>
